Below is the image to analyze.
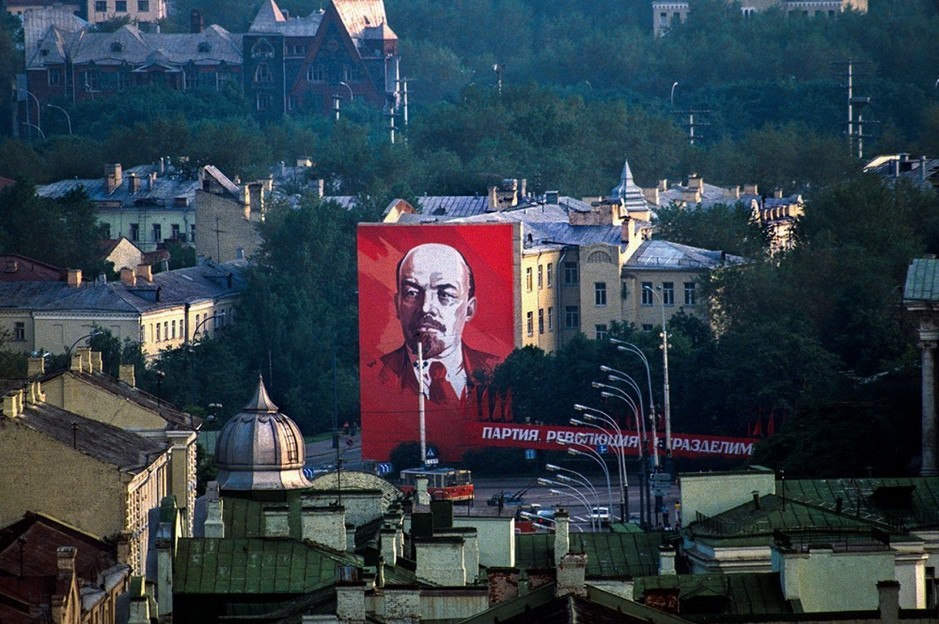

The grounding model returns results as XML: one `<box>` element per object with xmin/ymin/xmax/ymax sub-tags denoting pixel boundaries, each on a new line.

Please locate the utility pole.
<box><xmin>835</xmin><ymin>59</ymin><xmax>875</xmax><ymax>159</ymax></box>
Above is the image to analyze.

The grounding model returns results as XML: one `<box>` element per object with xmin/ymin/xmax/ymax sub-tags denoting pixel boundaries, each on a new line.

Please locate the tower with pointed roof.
<box><xmin>215</xmin><ymin>376</ymin><xmax>312</xmax><ymax>491</ymax></box>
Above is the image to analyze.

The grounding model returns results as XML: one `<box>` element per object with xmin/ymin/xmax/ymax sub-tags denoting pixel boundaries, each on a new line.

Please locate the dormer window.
<box><xmin>198</xmin><ymin>41</ymin><xmax>211</xmax><ymax>52</ymax></box>
<box><xmin>111</xmin><ymin>41</ymin><xmax>124</xmax><ymax>52</ymax></box>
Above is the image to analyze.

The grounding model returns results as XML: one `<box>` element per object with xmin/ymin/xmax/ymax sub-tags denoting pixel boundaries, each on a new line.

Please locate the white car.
<box><xmin>589</xmin><ymin>506</ymin><xmax>611</xmax><ymax>525</ymax></box>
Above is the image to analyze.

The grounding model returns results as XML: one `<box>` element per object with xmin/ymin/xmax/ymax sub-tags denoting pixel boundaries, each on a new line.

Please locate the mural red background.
<box><xmin>358</xmin><ymin>223</ymin><xmax>517</xmax><ymax>462</ymax></box>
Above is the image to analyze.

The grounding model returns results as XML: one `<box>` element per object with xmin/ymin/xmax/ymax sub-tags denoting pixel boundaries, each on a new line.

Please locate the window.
<box><xmin>306</xmin><ymin>64</ymin><xmax>326</xmax><ymax>83</ymax></box>
<box><xmin>14</xmin><ymin>322</ymin><xmax>25</xmax><ymax>342</ymax></box>
<box><xmin>184</xmin><ymin>71</ymin><xmax>197</xmax><ymax>90</ymax></box>
<box><xmin>537</xmin><ymin>265</ymin><xmax>543</xmax><ymax>289</ymax></box>
<box><xmin>95</xmin><ymin>0</ymin><xmax>106</xmax><ymax>10</ymax></box>
<box><xmin>194</xmin><ymin>314</ymin><xmax>200</xmax><ymax>335</ymax></box>
<box><xmin>684</xmin><ymin>282</ymin><xmax>696</xmax><ymax>306</ymax></box>
<box><xmin>538</xmin><ymin>309</ymin><xmax>544</xmax><ymax>334</ymax></box>
<box><xmin>595</xmin><ymin>324</ymin><xmax>608</xmax><ymax>341</ymax></box>
<box><xmin>547</xmin><ymin>262</ymin><xmax>553</xmax><ymax>287</ymax></box>
<box><xmin>525</xmin><ymin>267</ymin><xmax>533</xmax><ymax>292</ymax></box>
<box><xmin>256</xmin><ymin>93</ymin><xmax>272</xmax><ymax>111</ymax></box>
<box><xmin>662</xmin><ymin>281</ymin><xmax>674</xmax><ymax>306</ymax></box>
<box><xmin>595</xmin><ymin>282</ymin><xmax>607</xmax><ymax>306</ymax></box>
<box><xmin>548</xmin><ymin>306</ymin><xmax>554</xmax><ymax>331</ymax></box>
<box><xmin>171</xmin><ymin>224</ymin><xmax>180</xmax><ymax>240</ymax></box>
<box><xmin>47</xmin><ymin>68</ymin><xmax>62</xmax><ymax>86</ymax></box>
<box><xmin>641</xmin><ymin>281</ymin><xmax>653</xmax><ymax>305</ymax></box>
<box><xmin>190</xmin><ymin>224</ymin><xmax>196</xmax><ymax>242</ymax></box>
<box><xmin>565</xmin><ymin>306</ymin><xmax>579</xmax><ymax>330</ymax></box>
<box><xmin>342</xmin><ymin>64</ymin><xmax>362</xmax><ymax>82</ymax></box>
<box><xmin>138</xmin><ymin>0</ymin><xmax>149</xmax><ymax>10</ymax></box>
<box><xmin>152</xmin><ymin>223</ymin><xmax>161</xmax><ymax>242</ymax></box>
<box><xmin>163</xmin><ymin>321</ymin><xmax>168</xmax><ymax>340</ymax></box>
<box><xmin>115</xmin><ymin>0</ymin><xmax>126</xmax><ymax>11</ymax></box>
<box><xmin>254</xmin><ymin>63</ymin><xmax>273</xmax><ymax>83</ymax></box>
<box><xmin>130</xmin><ymin>223</ymin><xmax>139</xmax><ymax>242</ymax></box>
<box><xmin>156</xmin><ymin>323</ymin><xmax>161</xmax><ymax>342</ymax></box>
<box><xmin>83</xmin><ymin>71</ymin><xmax>100</xmax><ymax>91</ymax></box>
<box><xmin>526</xmin><ymin>311</ymin><xmax>533</xmax><ymax>336</ymax></box>
<box><xmin>171</xmin><ymin>319</ymin><xmax>176</xmax><ymax>339</ymax></box>
<box><xmin>287</xmin><ymin>95</ymin><xmax>297</xmax><ymax>111</ymax></box>
<box><xmin>564</xmin><ymin>262</ymin><xmax>578</xmax><ymax>285</ymax></box>
<box><xmin>118</xmin><ymin>71</ymin><xmax>131</xmax><ymax>90</ymax></box>
<box><xmin>140</xmin><ymin>326</ymin><xmax>146</xmax><ymax>342</ymax></box>
<box><xmin>642</xmin><ymin>324</ymin><xmax>654</xmax><ymax>332</ymax></box>
<box><xmin>103</xmin><ymin>224</ymin><xmax>112</xmax><ymax>239</ymax></box>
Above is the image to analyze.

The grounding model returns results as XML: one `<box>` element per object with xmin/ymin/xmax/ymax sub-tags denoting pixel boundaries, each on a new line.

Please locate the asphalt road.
<box><xmin>305</xmin><ymin>436</ymin><xmax>682</xmax><ymax>530</ymax></box>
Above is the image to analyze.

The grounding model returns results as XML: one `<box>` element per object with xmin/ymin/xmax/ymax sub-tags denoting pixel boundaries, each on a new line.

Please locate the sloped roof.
<box><xmin>36</xmin><ymin>163</ymin><xmax>199</xmax><ymax>208</ymax></box>
<box><xmin>515</xmin><ymin>531</ymin><xmax>661</xmax><ymax>580</ymax></box>
<box><xmin>0</xmin><ymin>261</ymin><xmax>245</xmax><ymax>316</ymax></box>
<box><xmin>0</xmin><ymin>255</ymin><xmax>64</xmax><ymax>282</ymax></box>
<box><xmin>248</xmin><ymin>0</ymin><xmax>324</xmax><ymax>35</ymax></box>
<box><xmin>28</xmin><ymin>23</ymin><xmax>242</xmax><ymax>69</ymax></box>
<box><xmin>174</xmin><ymin>538</ymin><xmax>354</xmax><ymax>594</ymax></box>
<box><xmin>333</xmin><ymin>0</ymin><xmax>396</xmax><ymax>40</ymax></box>
<box><xmin>782</xmin><ymin>477</ymin><xmax>939</xmax><ymax>531</ymax></box>
<box><xmin>634</xmin><ymin>572</ymin><xmax>792</xmax><ymax>616</ymax></box>
<box><xmin>624</xmin><ymin>240</ymin><xmax>745</xmax><ymax>271</ymax></box>
<box><xmin>13</xmin><ymin>401</ymin><xmax>167</xmax><ymax>474</ymax></box>
<box><xmin>904</xmin><ymin>258</ymin><xmax>939</xmax><ymax>303</ymax></box>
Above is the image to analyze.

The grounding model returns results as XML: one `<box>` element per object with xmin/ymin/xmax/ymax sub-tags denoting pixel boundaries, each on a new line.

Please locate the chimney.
<box><xmin>66</xmin><ymin>268</ymin><xmax>82</xmax><ymax>287</ymax></box>
<box><xmin>190</xmin><ymin>9</ymin><xmax>203</xmax><ymax>33</ymax></box>
<box><xmin>203</xmin><ymin>482</ymin><xmax>225</xmax><ymax>538</ymax></box>
<box><xmin>487</xmin><ymin>567</ymin><xmax>520</xmax><ymax>605</ymax></box>
<box><xmin>135</xmin><ymin>263</ymin><xmax>152</xmax><ymax>282</ymax></box>
<box><xmin>4</xmin><ymin>258</ymin><xmax>17</xmax><ymax>273</ymax></box>
<box><xmin>554</xmin><ymin>510</ymin><xmax>570</xmax><ymax>566</ymax></box>
<box><xmin>922</xmin><ymin>156</ymin><xmax>928</xmax><ymax>183</ymax></box>
<box><xmin>128</xmin><ymin>173</ymin><xmax>141</xmax><ymax>193</ymax></box>
<box><xmin>545</xmin><ymin>190</ymin><xmax>559</xmax><ymax>205</ymax></box>
<box><xmin>56</xmin><ymin>546</ymin><xmax>77</xmax><ymax>578</ymax></box>
<box><xmin>90</xmin><ymin>351</ymin><xmax>103</xmax><ymax>373</ymax></box>
<box><xmin>743</xmin><ymin>183</ymin><xmax>759</xmax><ymax>195</ymax></box>
<box><xmin>774</xmin><ymin>188</ymin><xmax>783</xmax><ymax>199</ymax></box>
<box><xmin>555</xmin><ymin>553</ymin><xmax>587</xmax><ymax>598</ymax></box>
<box><xmin>335</xmin><ymin>583</ymin><xmax>366</xmax><ymax>624</ymax></box>
<box><xmin>120</xmin><ymin>267</ymin><xmax>136</xmax><ymax>287</ymax></box>
<box><xmin>105</xmin><ymin>163</ymin><xmax>123</xmax><ymax>194</ymax></box>
<box><xmin>877</xmin><ymin>580</ymin><xmax>900</xmax><ymax>624</ymax></box>
<box><xmin>314</xmin><ymin>178</ymin><xmax>324</xmax><ymax>199</ymax></box>
<box><xmin>752</xmin><ymin>490</ymin><xmax>762</xmax><ymax>510</ymax></box>
<box><xmin>519</xmin><ymin>178</ymin><xmax>527</xmax><ymax>199</ymax></box>
<box><xmin>380</xmin><ymin>528</ymin><xmax>397</xmax><ymax>566</ymax></box>
<box><xmin>487</xmin><ymin>185</ymin><xmax>498</xmax><ymax>211</ymax></box>
<box><xmin>687</xmin><ymin>174</ymin><xmax>702</xmax><ymax>190</ymax></box>
<box><xmin>70</xmin><ymin>351</ymin><xmax>84</xmax><ymax>373</ymax></box>
<box><xmin>27</xmin><ymin>355</ymin><xmax>45</xmax><ymax>377</ymax></box>
<box><xmin>658</xmin><ymin>179</ymin><xmax>668</xmax><ymax>192</ymax></box>
<box><xmin>658</xmin><ymin>544</ymin><xmax>677</xmax><ymax>575</ymax></box>
<box><xmin>119</xmin><ymin>363</ymin><xmax>136</xmax><ymax>387</ymax></box>
<box><xmin>3</xmin><ymin>391</ymin><xmax>22</xmax><ymax>418</ymax></box>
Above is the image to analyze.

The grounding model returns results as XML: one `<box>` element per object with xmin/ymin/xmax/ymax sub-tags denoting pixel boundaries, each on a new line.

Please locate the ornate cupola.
<box><xmin>215</xmin><ymin>376</ymin><xmax>312</xmax><ymax>491</ymax></box>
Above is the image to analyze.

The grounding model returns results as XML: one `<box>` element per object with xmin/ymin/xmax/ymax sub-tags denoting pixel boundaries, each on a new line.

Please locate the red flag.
<box><xmin>752</xmin><ymin>418</ymin><xmax>763</xmax><ymax>437</ymax></box>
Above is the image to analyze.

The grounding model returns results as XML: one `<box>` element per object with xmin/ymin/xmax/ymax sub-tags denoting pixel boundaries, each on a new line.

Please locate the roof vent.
<box><xmin>111</xmin><ymin>41</ymin><xmax>123</xmax><ymax>52</ymax></box>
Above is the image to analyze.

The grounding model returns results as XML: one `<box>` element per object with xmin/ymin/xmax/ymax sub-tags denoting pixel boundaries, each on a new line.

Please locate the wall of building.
<box><xmin>97</xmin><ymin>206</ymin><xmax>194</xmax><ymax>254</ymax></box>
<box><xmin>777</xmin><ymin>547</ymin><xmax>895</xmax><ymax>612</ymax></box>
<box><xmin>195</xmin><ymin>188</ymin><xmax>263</xmax><ymax>263</ymax></box>
<box><xmin>32</xmin><ymin>313</ymin><xmax>138</xmax><ymax>357</ymax></box>
<box><xmin>679</xmin><ymin>467</ymin><xmax>776</xmax><ymax>522</ymax></box>
<box><xmin>419</xmin><ymin>588</ymin><xmax>489</xmax><ymax>622</ymax></box>
<box><xmin>452</xmin><ymin>516</ymin><xmax>515</xmax><ymax>569</ymax></box>
<box><xmin>578</xmin><ymin>243</ymin><xmax>625</xmax><ymax>341</ymax></box>
<box><xmin>0</xmin><ymin>310</ymin><xmax>35</xmax><ymax>353</ymax></box>
<box><xmin>519</xmin><ymin>248</ymin><xmax>562</xmax><ymax>352</ymax></box>
<box><xmin>0</xmin><ymin>420</ymin><xmax>126</xmax><ymax>546</ymax></box>
<box><xmin>414</xmin><ymin>538</ymin><xmax>466</xmax><ymax>586</ymax></box>
<box><xmin>622</xmin><ymin>268</ymin><xmax>707</xmax><ymax>330</ymax></box>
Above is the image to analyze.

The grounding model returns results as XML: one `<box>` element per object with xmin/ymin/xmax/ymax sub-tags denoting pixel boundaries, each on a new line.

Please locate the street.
<box><xmin>305</xmin><ymin>436</ymin><xmax>682</xmax><ymax>531</ymax></box>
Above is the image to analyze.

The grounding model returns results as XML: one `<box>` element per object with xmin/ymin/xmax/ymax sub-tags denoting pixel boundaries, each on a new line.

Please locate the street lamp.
<box><xmin>65</xmin><ymin>328</ymin><xmax>103</xmax><ymax>359</ymax></box>
<box><xmin>539</xmin><ymin>477</ymin><xmax>597</xmax><ymax>531</ymax></box>
<box><xmin>594</xmin><ymin>386</ymin><xmax>650</xmax><ymax>528</ymax></box>
<box><xmin>610</xmin><ymin>340</ymin><xmax>665</xmax><ymax>460</ymax></box>
<box><xmin>640</xmin><ymin>285</ymin><xmax>672</xmax><ymax>463</ymax></box>
<box><xmin>46</xmin><ymin>104</ymin><xmax>72</xmax><ymax>135</ymax></box>
<box><xmin>572</xmin><ymin>404</ymin><xmax>630</xmax><ymax>524</ymax></box>
<box><xmin>24</xmin><ymin>122</ymin><xmax>45</xmax><ymax>141</ymax></box>
<box><xmin>552</xmin><ymin>445</ymin><xmax>613</xmax><ymax>517</ymax></box>
<box><xmin>339</xmin><ymin>81</ymin><xmax>354</xmax><ymax>101</ymax></box>
<box><xmin>19</xmin><ymin>88</ymin><xmax>41</xmax><ymax>141</ymax></box>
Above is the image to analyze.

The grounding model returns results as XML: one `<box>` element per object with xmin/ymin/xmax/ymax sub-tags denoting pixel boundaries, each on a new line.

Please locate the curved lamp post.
<box><xmin>593</xmin><ymin>386</ymin><xmax>650</xmax><ymax>528</ymax></box>
<box><xmin>46</xmin><ymin>104</ymin><xmax>72</xmax><ymax>135</ymax></box>
<box><xmin>65</xmin><ymin>328</ymin><xmax>103</xmax><ymax>359</ymax></box>
<box><xmin>539</xmin><ymin>477</ymin><xmax>598</xmax><ymax>532</ymax></box>
<box><xmin>573</xmin><ymin>404</ymin><xmax>629</xmax><ymax>523</ymax></box>
<box><xmin>640</xmin><ymin>285</ymin><xmax>672</xmax><ymax>462</ymax></box>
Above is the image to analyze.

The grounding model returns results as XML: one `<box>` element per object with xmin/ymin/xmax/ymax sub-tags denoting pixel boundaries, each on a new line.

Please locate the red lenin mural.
<box><xmin>357</xmin><ymin>224</ymin><xmax>517</xmax><ymax>462</ymax></box>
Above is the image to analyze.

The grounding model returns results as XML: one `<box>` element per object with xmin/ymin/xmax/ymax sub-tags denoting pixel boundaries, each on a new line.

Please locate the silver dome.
<box><xmin>215</xmin><ymin>376</ymin><xmax>312</xmax><ymax>491</ymax></box>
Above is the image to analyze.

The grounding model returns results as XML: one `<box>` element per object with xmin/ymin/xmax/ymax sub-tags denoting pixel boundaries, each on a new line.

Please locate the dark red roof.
<box><xmin>0</xmin><ymin>255</ymin><xmax>65</xmax><ymax>282</ymax></box>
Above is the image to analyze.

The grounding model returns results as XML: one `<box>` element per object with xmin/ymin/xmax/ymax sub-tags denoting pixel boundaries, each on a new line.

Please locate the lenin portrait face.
<box><xmin>395</xmin><ymin>243</ymin><xmax>477</xmax><ymax>360</ymax></box>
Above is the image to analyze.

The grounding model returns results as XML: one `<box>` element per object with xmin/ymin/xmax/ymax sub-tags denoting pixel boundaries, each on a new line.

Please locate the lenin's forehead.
<box><xmin>400</xmin><ymin>244</ymin><xmax>468</xmax><ymax>284</ymax></box>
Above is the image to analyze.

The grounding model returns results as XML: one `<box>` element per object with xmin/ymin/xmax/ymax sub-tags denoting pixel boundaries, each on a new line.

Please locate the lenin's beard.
<box><xmin>410</xmin><ymin>316</ymin><xmax>449</xmax><ymax>359</ymax></box>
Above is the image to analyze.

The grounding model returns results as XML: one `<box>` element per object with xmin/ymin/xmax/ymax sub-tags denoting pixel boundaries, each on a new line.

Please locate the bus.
<box><xmin>399</xmin><ymin>467</ymin><xmax>474</xmax><ymax>502</ymax></box>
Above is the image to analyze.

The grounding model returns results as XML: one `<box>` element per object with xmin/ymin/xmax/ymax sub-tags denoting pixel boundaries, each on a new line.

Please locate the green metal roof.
<box><xmin>633</xmin><ymin>572</ymin><xmax>792</xmax><ymax>616</ymax></box>
<box><xmin>175</xmin><ymin>538</ymin><xmax>356</xmax><ymax>594</ymax></box>
<box><xmin>904</xmin><ymin>258</ymin><xmax>939</xmax><ymax>301</ymax></box>
<box><xmin>514</xmin><ymin>531</ymin><xmax>662</xmax><ymax>579</ymax></box>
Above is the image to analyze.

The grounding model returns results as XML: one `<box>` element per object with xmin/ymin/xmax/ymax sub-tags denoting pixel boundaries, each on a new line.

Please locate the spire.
<box><xmin>244</xmin><ymin>375</ymin><xmax>278</xmax><ymax>413</ymax></box>
<box><xmin>610</xmin><ymin>158</ymin><xmax>649</xmax><ymax>209</ymax></box>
